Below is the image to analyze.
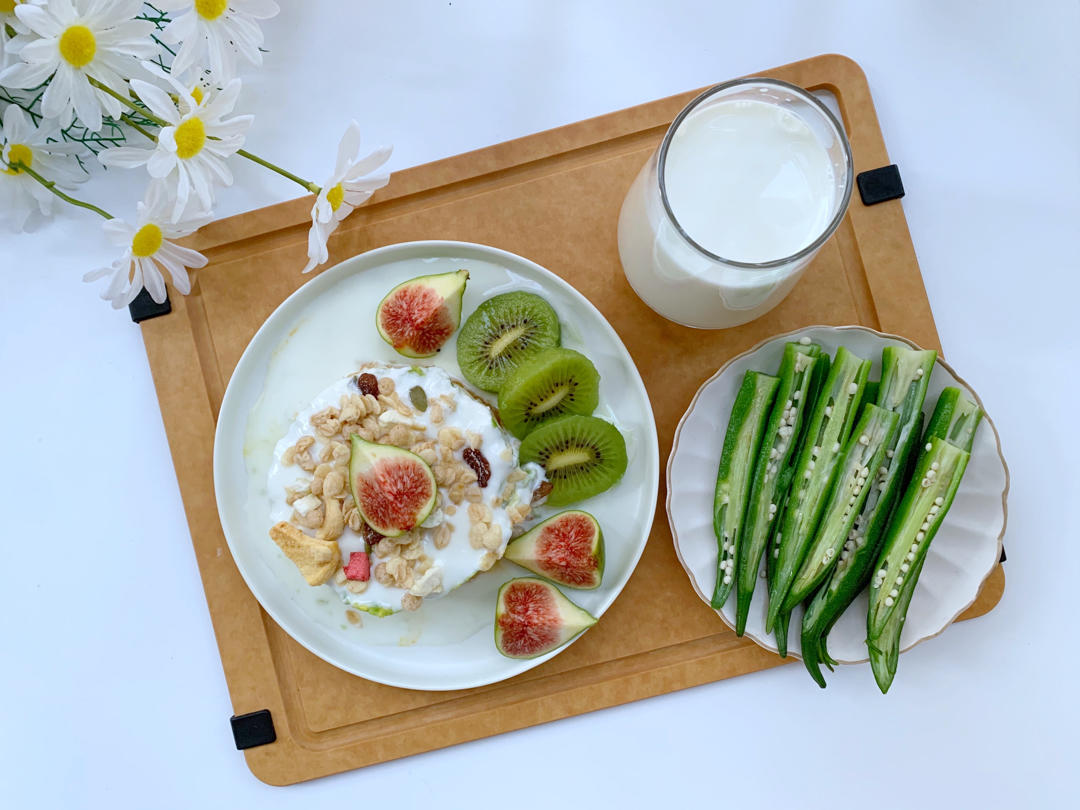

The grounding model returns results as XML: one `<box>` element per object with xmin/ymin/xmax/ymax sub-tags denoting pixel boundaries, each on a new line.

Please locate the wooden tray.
<box><xmin>141</xmin><ymin>53</ymin><xmax>1005</xmax><ymax>784</ymax></box>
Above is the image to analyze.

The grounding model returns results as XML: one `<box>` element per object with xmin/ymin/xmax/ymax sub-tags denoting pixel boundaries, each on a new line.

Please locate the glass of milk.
<box><xmin>618</xmin><ymin>78</ymin><xmax>853</xmax><ymax>329</ymax></box>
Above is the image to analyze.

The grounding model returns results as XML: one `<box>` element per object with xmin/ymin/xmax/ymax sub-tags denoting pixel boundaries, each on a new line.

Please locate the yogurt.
<box><xmin>267</xmin><ymin>364</ymin><xmax>544</xmax><ymax>615</ymax></box>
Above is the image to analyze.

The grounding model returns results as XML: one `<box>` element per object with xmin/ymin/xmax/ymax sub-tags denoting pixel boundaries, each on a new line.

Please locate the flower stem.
<box><xmin>235</xmin><ymin>149</ymin><xmax>320</xmax><ymax>193</ymax></box>
<box><xmin>92</xmin><ymin>78</ymin><xmax>320</xmax><ymax>193</ymax></box>
<box><xmin>4</xmin><ymin>159</ymin><xmax>114</xmax><ymax>220</ymax></box>
<box><xmin>89</xmin><ymin>77</ymin><xmax>170</xmax><ymax>127</ymax></box>
<box><xmin>119</xmin><ymin>114</ymin><xmax>158</xmax><ymax>143</ymax></box>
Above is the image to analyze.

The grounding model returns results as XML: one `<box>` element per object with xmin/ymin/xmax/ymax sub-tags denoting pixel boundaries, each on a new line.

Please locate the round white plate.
<box><xmin>668</xmin><ymin>325</ymin><xmax>1008</xmax><ymax>663</ymax></box>
<box><xmin>214</xmin><ymin>241</ymin><xmax>659</xmax><ymax>690</ymax></box>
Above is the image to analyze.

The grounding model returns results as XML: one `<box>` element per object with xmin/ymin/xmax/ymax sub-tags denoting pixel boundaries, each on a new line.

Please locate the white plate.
<box><xmin>668</xmin><ymin>325</ymin><xmax>1008</xmax><ymax>663</ymax></box>
<box><xmin>214</xmin><ymin>241</ymin><xmax>659</xmax><ymax>690</ymax></box>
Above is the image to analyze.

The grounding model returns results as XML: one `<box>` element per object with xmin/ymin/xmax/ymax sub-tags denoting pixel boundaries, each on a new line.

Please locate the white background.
<box><xmin>2</xmin><ymin>1</ymin><xmax>1078</xmax><ymax>807</ymax></box>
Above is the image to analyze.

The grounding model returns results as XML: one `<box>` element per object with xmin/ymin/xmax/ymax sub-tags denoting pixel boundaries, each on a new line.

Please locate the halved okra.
<box><xmin>800</xmin><ymin>346</ymin><xmax>936</xmax><ymax>686</ymax></box>
<box><xmin>781</xmin><ymin>403</ymin><xmax>900</xmax><ymax>615</ymax></box>
<box><xmin>866</xmin><ymin>386</ymin><xmax>983</xmax><ymax>693</ymax></box>
<box><xmin>710</xmin><ymin>370</ymin><xmax>779</xmax><ymax>609</ymax></box>
<box><xmin>734</xmin><ymin>341</ymin><xmax>829</xmax><ymax>634</ymax></box>
<box><xmin>765</xmin><ymin>346</ymin><xmax>871</xmax><ymax>647</ymax></box>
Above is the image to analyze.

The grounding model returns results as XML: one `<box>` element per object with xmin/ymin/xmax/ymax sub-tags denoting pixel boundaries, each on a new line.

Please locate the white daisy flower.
<box><xmin>99</xmin><ymin>65</ymin><xmax>252</xmax><ymax>221</ymax></box>
<box><xmin>83</xmin><ymin>183</ymin><xmax>209</xmax><ymax>308</ymax></box>
<box><xmin>1</xmin><ymin>1</ymin><xmax>40</xmax><ymax>70</ymax></box>
<box><xmin>158</xmin><ymin>0</ymin><xmax>279</xmax><ymax>81</ymax></box>
<box><xmin>0</xmin><ymin>0</ymin><xmax>158</xmax><ymax>132</ymax></box>
<box><xmin>0</xmin><ymin>103</ymin><xmax>86</xmax><ymax>230</ymax></box>
<box><xmin>303</xmin><ymin>122</ymin><xmax>391</xmax><ymax>273</ymax></box>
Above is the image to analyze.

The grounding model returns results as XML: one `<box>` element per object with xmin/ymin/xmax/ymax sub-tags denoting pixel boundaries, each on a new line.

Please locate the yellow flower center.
<box><xmin>131</xmin><ymin>224</ymin><xmax>164</xmax><ymax>258</ymax></box>
<box><xmin>327</xmin><ymin>183</ymin><xmax>345</xmax><ymax>211</ymax></box>
<box><xmin>0</xmin><ymin>1</ymin><xmax>17</xmax><ymax>14</ymax></box>
<box><xmin>195</xmin><ymin>0</ymin><xmax>228</xmax><ymax>20</ymax></box>
<box><xmin>3</xmin><ymin>143</ymin><xmax>32</xmax><ymax>174</ymax></box>
<box><xmin>174</xmin><ymin>117</ymin><xmax>206</xmax><ymax>159</ymax></box>
<box><xmin>191</xmin><ymin>84</ymin><xmax>204</xmax><ymax>105</ymax></box>
<box><xmin>58</xmin><ymin>25</ymin><xmax>96</xmax><ymax>68</ymax></box>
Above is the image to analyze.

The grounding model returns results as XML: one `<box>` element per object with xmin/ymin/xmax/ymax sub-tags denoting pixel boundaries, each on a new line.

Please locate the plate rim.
<box><xmin>666</xmin><ymin>323</ymin><xmax>1009</xmax><ymax>663</ymax></box>
<box><xmin>213</xmin><ymin>239</ymin><xmax>660</xmax><ymax>690</ymax></box>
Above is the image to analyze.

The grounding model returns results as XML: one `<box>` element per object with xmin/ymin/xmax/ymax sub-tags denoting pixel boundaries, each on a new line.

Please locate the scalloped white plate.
<box><xmin>668</xmin><ymin>325</ymin><xmax>1008</xmax><ymax>663</ymax></box>
<box><xmin>214</xmin><ymin>241</ymin><xmax>659</xmax><ymax>690</ymax></box>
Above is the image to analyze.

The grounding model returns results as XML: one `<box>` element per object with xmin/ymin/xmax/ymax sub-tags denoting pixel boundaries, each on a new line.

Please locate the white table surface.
<box><xmin>3</xmin><ymin>1</ymin><xmax>1078</xmax><ymax>806</ymax></box>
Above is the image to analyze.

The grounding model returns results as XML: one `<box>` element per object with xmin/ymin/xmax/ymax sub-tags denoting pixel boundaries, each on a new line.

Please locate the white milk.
<box><xmin>618</xmin><ymin>89</ymin><xmax>849</xmax><ymax>329</ymax></box>
<box><xmin>664</xmin><ymin>99</ymin><xmax>835</xmax><ymax>262</ymax></box>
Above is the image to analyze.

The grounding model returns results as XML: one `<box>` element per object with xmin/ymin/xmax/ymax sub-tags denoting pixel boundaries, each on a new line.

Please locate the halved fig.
<box><xmin>348</xmin><ymin>435</ymin><xmax>437</xmax><ymax>537</ymax></box>
<box><xmin>376</xmin><ymin>269</ymin><xmax>469</xmax><ymax>358</ymax></box>
<box><xmin>494</xmin><ymin>577</ymin><xmax>597</xmax><ymax>659</ymax></box>
<box><xmin>504</xmin><ymin>510</ymin><xmax>604</xmax><ymax>589</ymax></box>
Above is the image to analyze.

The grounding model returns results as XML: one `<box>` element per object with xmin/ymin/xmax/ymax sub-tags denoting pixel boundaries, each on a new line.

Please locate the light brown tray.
<box><xmin>141</xmin><ymin>53</ymin><xmax>1005</xmax><ymax>784</ymax></box>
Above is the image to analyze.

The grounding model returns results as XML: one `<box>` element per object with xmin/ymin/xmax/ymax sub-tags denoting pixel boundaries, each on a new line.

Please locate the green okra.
<box><xmin>710</xmin><ymin>370</ymin><xmax>779</xmax><ymax>609</ymax></box>
<box><xmin>782</xmin><ymin>404</ymin><xmax>900</xmax><ymax>614</ymax></box>
<box><xmin>735</xmin><ymin>342</ymin><xmax>828</xmax><ymax>635</ymax></box>
<box><xmin>799</xmin><ymin>346</ymin><xmax>936</xmax><ymax>686</ymax></box>
<box><xmin>765</xmin><ymin>346</ymin><xmax>871</xmax><ymax>641</ymax></box>
<box><xmin>866</xmin><ymin>386</ymin><xmax>983</xmax><ymax>693</ymax></box>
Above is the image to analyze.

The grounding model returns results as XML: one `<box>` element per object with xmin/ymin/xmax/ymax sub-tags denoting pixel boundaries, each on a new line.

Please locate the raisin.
<box><xmin>462</xmin><ymin>447</ymin><xmax>491</xmax><ymax>488</ymax></box>
<box><xmin>360</xmin><ymin>521</ymin><xmax>384</xmax><ymax>547</ymax></box>
<box><xmin>355</xmin><ymin>373</ymin><xmax>379</xmax><ymax>397</ymax></box>
<box><xmin>532</xmin><ymin>480</ymin><xmax>553</xmax><ymax>503</ymax></box>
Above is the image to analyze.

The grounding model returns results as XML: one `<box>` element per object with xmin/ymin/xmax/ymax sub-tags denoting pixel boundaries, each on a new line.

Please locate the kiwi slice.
<box><xmin>456</xmin><ymin>292</ymin><xmax>560</xmax><ymax>392</ymax></box>
<box><xmin>519</xmin><ymin>415</ymin><xmax>627</xmax><ymax>505</ymax></box>
<box><xmin>498</xmin><ymin>348</ymin><xmax>600</xmax><ymax>438</ymax></box>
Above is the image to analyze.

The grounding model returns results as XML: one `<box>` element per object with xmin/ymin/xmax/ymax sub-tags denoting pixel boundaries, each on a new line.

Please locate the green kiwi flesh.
<box><xmin>519</xmin><ymin>415</ymin><xmax>627</xmax><ymax>505</ymax></box>
<box><xmin>456</xmin><ymin>292</ymin><xmax>560</xmax><ymax>392</ymax></box>
<box><xmin>498</xmin><ymin>348</ymin><xmax>600</xmax><ymax>438</ymax></box>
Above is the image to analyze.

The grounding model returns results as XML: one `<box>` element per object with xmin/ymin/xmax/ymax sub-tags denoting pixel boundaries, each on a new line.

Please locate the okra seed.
<box><xmin>915</xmin><ymin>368</ymin><xmax>924</xmax><ymax>378</ymax></box>
<box><xmin>809</xmin><ymin>460</ymin><xmax>816</xmax><ymax>470</ymax></box>
<box><xmin>833</xmin><ymin>442</ymin><xmax>841</xmax><ymax>452</ymax></box>
<box><xmin>804</xmin><ymin>470</ymin><xmax>812</xmax><ymax>480</ymax></box>
<box><xmin>847</xmin><ymin>383</ymin><xmax>858</xmax><ymax>395</ymax></box>
<box><xmin>793</xmin><ymin>391</ymin><xmax>801</xmax><ymax>401</ymax></box>
<box><xmin>916</xmin><ymin>531</ymin><xmax>925</xmax><ymax>541</ymax></box>
<box><xmin>896</xmin><ymin>576</ymin><xmax>904</xmax><ymax>585</ymax></box>
<box><xmin>723</xmin><ymin>575</ymin><xmax>732</xmax><ymax>585</ymax></box>
<box><xmin>925</xmin><ymin>442</ymin><xmax>933</xmax><ymax>451</ymax></box>
<box><xmin>877</xmin><ymin>569</ymin><xmax>887</xmax><ymax>578</ymax></box>
<box><xmin>901</xmin><ymin>563</ymin><xmax>910</xmax><ymax>573</ymax></box>
<box><xmin>929</xmin><ymin>505</ymin><xmax>940</xmax><ymax>516</ymax></box>
<box><xmin>785</xmin><ymin>399</ymin><xmax>793</xmax><ymax>409</ymax></box>
<box><xmin>840</xmin><ymin>551</ymin><xmax>849</xmax><ymax>561</ymax></box>
<box><xmin>907</xmin><ymin>552</ymin><xmax>915</xmax><ymax>561</ymax></box>
<box><xmin>889</xmin><ymin>589</ymin><xmax>899</xmax><ymax>598</ymax></box>
<box><xmin>825</xmin><ymin>406</ymin><xmax>833</xmax><ymax>417</ymax></box>
<box><xmin>773</xmin><ymin>549</ymin><xmax>779</xmax><ymax>558</ymax></box>
<box><xmin>885</xmin><ymin>597</ymin><xmax>895</xmax><ymax>607</ymax></box>
<box><xmin>879</xmin><ymin>482</ymin><xmax>887</xmax><ymax>491</ymax></box>
<box><xmin>934</xmin><ymin>496</ymin><xmax>944</xmax><ymax>506</ymax></box>
<box><xmin>799</xmin><ymin>336</ymin><xmax>811</xmax><ymax>345</ymax></box>
<box><xmin>886</xmin><ymin>450</ymin><xmax>894</xmax><ymax>459</ymax></box>
<box><xmin>927</xmin><ymin>469</ymin><xmax>937</xmax><ymax>480</ymax></box>
<box><xmin>859</xmin><ymin>434</ymin><xmax>869</xmax><ymax>445</ymax></box>
<box><xmin>930</xmin><ymin>461</ymin><xmax>940</xmax><ymax>471</ymax></box>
